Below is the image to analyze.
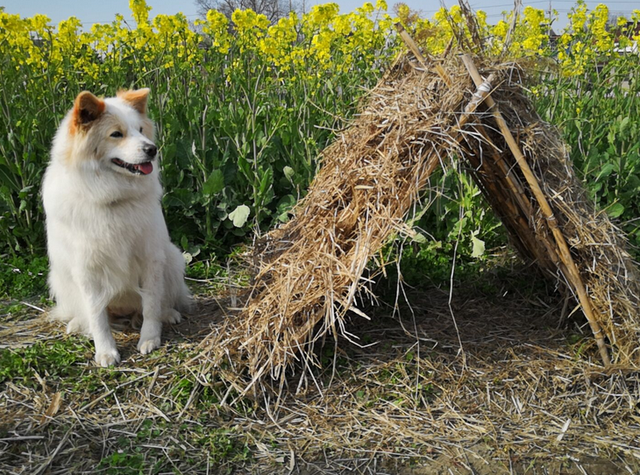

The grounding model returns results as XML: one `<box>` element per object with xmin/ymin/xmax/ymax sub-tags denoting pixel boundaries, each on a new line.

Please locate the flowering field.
<box><xmin>0</xmin><ymin>0</ymin><xmax>639</xmax><ymax>293</ymax></box>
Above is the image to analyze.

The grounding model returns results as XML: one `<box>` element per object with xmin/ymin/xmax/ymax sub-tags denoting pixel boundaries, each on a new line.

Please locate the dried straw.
<box><xmin>200</xmin><ymin>57</ymin><xmax>468</xmax><ymax>389</ymax></box>
<box><xmin>199</xmin><ymin>41</ymin><xmax>640</xmax><ymax>391</ymax></box>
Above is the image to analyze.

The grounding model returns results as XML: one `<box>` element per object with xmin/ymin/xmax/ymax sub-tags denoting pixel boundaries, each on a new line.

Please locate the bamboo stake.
<box><xmin>463</xmin><ymin>120</ymin><xmax>533</xmax><ymax>216</ymax></box>
<box><xmin>460</xmin><ymin>54</ymin><xmax>611</xmax><ymax>366</ymax></box>
<box><xmin>395</xmin><ymin>24</ymin><xmax>530</xmax><ymax>214</ymax></box>
<box><xmin>394</xmin><ymin>27</ymin><xmax>571</xmax><ymax>325</ymax></box>
<box><xmin>394</xmin><ymin>26</ymin><xmax>547</xmax><ymax>265</ymax></box>
<box><xmin>395</xmin><ymin>22</ymin><xmax>452</xmax><ymax>87</ymax></box>
<box><xmin>394</xmin><ymin>28</ymin><xmax>541</xmax><ymax>259</ymax></box>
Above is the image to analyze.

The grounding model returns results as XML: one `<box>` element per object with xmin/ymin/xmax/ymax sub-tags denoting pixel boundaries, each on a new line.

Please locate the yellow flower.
<box><xmin>130</xmin><ymin>0</ymin><xmax>151</xmax><ymax>26</ymax></box>
<box><xmin>568</xmin><ymin>0</ymin><xmax>587</xmax><ymax>33</ymax></box>
<box><xmin>204</xmin><ymin>10</ymin><xmax>231</xmax><ymax>54</ymax></box>
<box><xmin>492</xmin><ymin>20</ymin><xmax>508</xmax><ymax>39</ymax></box>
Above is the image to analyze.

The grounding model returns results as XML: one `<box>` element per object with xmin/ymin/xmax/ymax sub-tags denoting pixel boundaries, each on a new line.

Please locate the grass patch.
<box><xmin>0</xmin><ymin>256</ymin><xmax>48</xmax><ymax>301</ymax></box>
<box><xmin>0</xmin><ymin>337</ymin><xmax>90</xmax><ymax>387</ymax></box>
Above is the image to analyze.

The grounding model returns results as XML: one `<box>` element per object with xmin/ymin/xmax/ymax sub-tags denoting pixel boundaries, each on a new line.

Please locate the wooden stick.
<box><xmin>394</xmin><ymin>27</ymin><xmax>565</xmax><ymax>308</ymax></box>
<box><xmin>460</xmin><ymin>54</ymin><xmax>611</xmax><ymax>366</ymax></box>
<box><xmin>395</xmin><ymin>24</ymin><xmax>531</xmax><ymax>220</ymax></box>
<box><xmin>395</xmin><ymin>22</ymin><xmax>452</xmax><ymax>87</ymax></box>
<box><xmin>399</xmin><ymin>76</ymin><xmax>506</xmax><ymax>225</ymax></box>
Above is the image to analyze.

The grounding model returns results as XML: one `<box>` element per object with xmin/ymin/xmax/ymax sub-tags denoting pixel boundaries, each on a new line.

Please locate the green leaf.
<box><xmin>229</xmin><ymin>205</ymin><xmax>250</xmax><ymax>228</ymax></box>
<box><xmin>411</xmin><ymin>232</ymin><xmax>427</xmax><ymax>244</ymax></box>
<box><xmin>596</xmin><ymin>163</ymin><xmax>615</xmax><ymax>181</ymax></box>
<box><xmin>276</xmin><ymin>195</ymin><xmax>296</xmax><ymax>222</ymax></box>
<box><xmin>202</xmin><ymin>170</ymin><xmax>225</xmax><ymax>196</ymax></box>
<box><xmin>471</xmin><ymin>234</ymin><xmax>485</xmax><ymax>258</ymax></box>
<box><xmin>259</xmin><ymin>167</ymin><xmax>273</xmax><ymax>195</ymax></box>
<box><xmin>607</xmin><ymin>202</ymin><xmax>625</xmax><ymax>219</ymax></box>
<box><xmin>283</xmin><ymin>166</ymin><xmax>295</xmax><ymax>182</ymax></box>
<box><xmin>18</xmin><ymin>185</ymin><xmax>33</xmax><ymax>199</ymax></box>
<box><xmin>619</xmin><ymin>116</ymin><xmax>630</xmax><ymax>135</ymax></box>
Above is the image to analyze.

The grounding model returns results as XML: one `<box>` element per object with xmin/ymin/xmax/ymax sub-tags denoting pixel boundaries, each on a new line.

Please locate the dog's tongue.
<box><xmin>135</xmin><ymin>162</ymin><xmax>153</xmax><ymax>175</ymax></box>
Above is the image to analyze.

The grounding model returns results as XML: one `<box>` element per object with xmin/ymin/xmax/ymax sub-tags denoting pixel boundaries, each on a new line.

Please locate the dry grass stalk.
<box><xmin>200</xmin><ymin>57</ymin><xmax>470</xmax><ymax>389</ymax></box>
<box><xmin>4</xmin><ymin>291</ymin><xmax>640</xmax><ymax>474</ymax></box>
<box><xmin>199</xmin><ymin>42</ymin><xmax>640</xmax><ymax>390</ymax></box>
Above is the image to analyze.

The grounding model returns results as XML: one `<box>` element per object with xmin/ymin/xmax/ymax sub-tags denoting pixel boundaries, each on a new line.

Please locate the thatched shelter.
<box><xmin>199</xmin><ymin>24</ymin><xmax>640</xmax><ymax>393</ymax></box>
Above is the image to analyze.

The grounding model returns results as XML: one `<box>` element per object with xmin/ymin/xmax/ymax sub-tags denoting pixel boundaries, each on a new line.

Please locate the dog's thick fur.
<box><xmin>42</xmin><ymin>89</ymin><xmax>191</xmax><ymax>367</ymax></box>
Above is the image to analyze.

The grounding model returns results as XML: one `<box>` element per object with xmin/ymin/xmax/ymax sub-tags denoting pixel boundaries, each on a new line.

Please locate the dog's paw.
<box><xmin>138</xmin><ymin>337</ymin><xmax>161</xmax><ymax>355</ymax></box>
<box><xmin>163</xmin><ymin>309</ymin><xmax>182</xmax><ymax>325</ymax></box>
<box><xmin>95</xmin><ymin>349</ymin><xmax>121</xmax><ymax>367</ymax></box>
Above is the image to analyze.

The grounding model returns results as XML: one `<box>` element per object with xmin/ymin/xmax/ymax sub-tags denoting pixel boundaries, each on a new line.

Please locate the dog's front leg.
<box><xmin>138</xmin><ymin>262</ymin><xmax>164</xmax><ymax>354</ymax></box>
<box><xmin>78</xmin><ymin>277</ymin><xmax>120</xmax><ymax>366</ymax></box>
<box><xmin>84</xmin><ymin>297</ymin><xmax>120</xmax><ymax>367</ymax></box>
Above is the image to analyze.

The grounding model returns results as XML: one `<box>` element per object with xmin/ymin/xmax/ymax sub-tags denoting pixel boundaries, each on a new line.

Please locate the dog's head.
<box><xmin>58</xmin><ymin>89</ymin><xmax>158</xmax><ymax>177</ymax></box>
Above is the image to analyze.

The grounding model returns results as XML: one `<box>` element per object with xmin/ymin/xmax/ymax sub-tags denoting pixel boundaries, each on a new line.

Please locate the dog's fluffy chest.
<box><xmin>43</xmin><ymin>166</ymin><xmax>166</xmax><ymax>289</ymax></box>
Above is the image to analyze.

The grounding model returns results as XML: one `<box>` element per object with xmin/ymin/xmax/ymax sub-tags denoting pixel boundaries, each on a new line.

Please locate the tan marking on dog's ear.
<box><xmin>71</xmin><ymin>91</ymin><xmax>105</xmax><ymax>134</ymax></box>
<box><xmin>117</xmin><ymin>88</ymin><xmax>150</xmax><ymax>115</ymax></box>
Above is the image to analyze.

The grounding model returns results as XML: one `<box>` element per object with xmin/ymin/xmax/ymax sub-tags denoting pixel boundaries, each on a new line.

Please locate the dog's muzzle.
<box><xmin>111</xmin><ymin>158</ymin><xmax>154</xmax><ymax>175</ymax></box>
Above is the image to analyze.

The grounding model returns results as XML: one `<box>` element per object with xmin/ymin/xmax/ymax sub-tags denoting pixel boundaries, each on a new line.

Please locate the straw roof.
<box><xmin>199</xmin><ymin>37</ymin><xmax>640</xmax><ymax>392</ymax></box>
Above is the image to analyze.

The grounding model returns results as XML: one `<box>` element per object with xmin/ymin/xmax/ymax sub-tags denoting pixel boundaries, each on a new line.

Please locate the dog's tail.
<box><xmin>176</xmin><ymin>283</ymin><xmax>194</xmax><ymax>315</ymax></box>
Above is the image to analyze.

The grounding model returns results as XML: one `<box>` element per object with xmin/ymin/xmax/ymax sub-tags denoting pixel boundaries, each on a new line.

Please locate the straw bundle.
<box><xmin>200</xmin><ymin>44</ymin><xmax>640</xmax><ymax>390</ymax></box>
<box><xmin>202</xmin><ymin>58</ymin><xmax>466</xmax><ymax>387</ymax></box>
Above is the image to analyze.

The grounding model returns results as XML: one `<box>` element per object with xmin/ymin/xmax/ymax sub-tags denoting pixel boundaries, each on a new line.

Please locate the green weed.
<box><xmin>0</xmin><ymin>256</ymin><xmax>48</xmax><ymax>300</ymax></box>
<box><xmin>97</xmin><ymin>450</ymin><xmax>153</xmax><ymax>475</ymax></box>
<box><xmin>197</xmin><ymin>428</ymin><xmax>252</xmax><ymax>466</ymax></box>
<box><xmin>0</xmin><ymin>337</ymin><xmax>90</xmax><ymax>387</ymax></box>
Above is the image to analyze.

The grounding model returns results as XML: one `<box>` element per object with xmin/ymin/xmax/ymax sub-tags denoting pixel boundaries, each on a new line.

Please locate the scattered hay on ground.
<box><xmin>2</xmin><ymin>273</ymin><xmax>640</xmax><ymax>474</ymax></box>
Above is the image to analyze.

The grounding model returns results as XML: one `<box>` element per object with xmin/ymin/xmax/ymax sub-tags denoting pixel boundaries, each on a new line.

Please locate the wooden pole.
<box><xmin>460</xmin><ymin>54</ymin><xmax>610</xmax><ymax>366</ymax></box>
<box><xmin>395</xmin><ymin>22</ymin><xmax>452</xmax><ymax>87</ymax></box>
<box><xmin>389</xmin><ymin>25</ymin><xmax>609</xmax><ymax>365</ymax></box>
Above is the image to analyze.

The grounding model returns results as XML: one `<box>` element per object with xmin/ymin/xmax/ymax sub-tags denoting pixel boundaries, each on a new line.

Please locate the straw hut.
<box><xmin>200</xmin><ymin>24</ymin><xmax>640</xmax><ymax>393</ymax></box>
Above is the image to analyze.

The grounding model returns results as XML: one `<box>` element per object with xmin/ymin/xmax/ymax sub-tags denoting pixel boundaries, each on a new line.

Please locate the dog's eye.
<box><xmin>139</xmin><ymin>127</ymin><xmax>143</xmax><ymax>133</ymax></box>
<box><xmin>110</xmin><ymin>131</ymin><xmax>123</xmax><ymax>138</ymax></box>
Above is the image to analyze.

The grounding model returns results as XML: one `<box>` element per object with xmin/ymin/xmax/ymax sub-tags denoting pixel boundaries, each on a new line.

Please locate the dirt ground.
<box><xmin>1</xmin><ymin>265</ymin><xmax>639</xmax><ymax>474</ymax></box>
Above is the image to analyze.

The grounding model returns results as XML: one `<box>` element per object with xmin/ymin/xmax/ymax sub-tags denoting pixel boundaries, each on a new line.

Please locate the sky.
<box><xmin>1</xmin><ymin>0</ymin><xmax>637</xmax><ymax>32</ymax></box>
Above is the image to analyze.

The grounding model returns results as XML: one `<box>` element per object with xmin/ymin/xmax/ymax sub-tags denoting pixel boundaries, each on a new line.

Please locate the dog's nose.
<box><xmin>143</xmin><ymin>144</ymin><xmax>157</xmax><ymax>158</ymax></box>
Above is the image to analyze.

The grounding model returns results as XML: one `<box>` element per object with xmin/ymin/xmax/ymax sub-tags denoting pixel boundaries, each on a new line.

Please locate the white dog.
<box><xmin>42</xmin><ymin>89</ymin><xmax>191</xmax><ymax>367</ymax></box>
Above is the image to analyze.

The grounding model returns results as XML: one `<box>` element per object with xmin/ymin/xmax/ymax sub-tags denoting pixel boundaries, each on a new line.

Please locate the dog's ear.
<box><xmin>117</xmin><ymin>88</ymin><xmax>150</xmax><ymax>115</ymax></box>
<box><xmin>72</xmin><ymin>91</ymin><xmax>105</xmax><ymax>133</ymax></box>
